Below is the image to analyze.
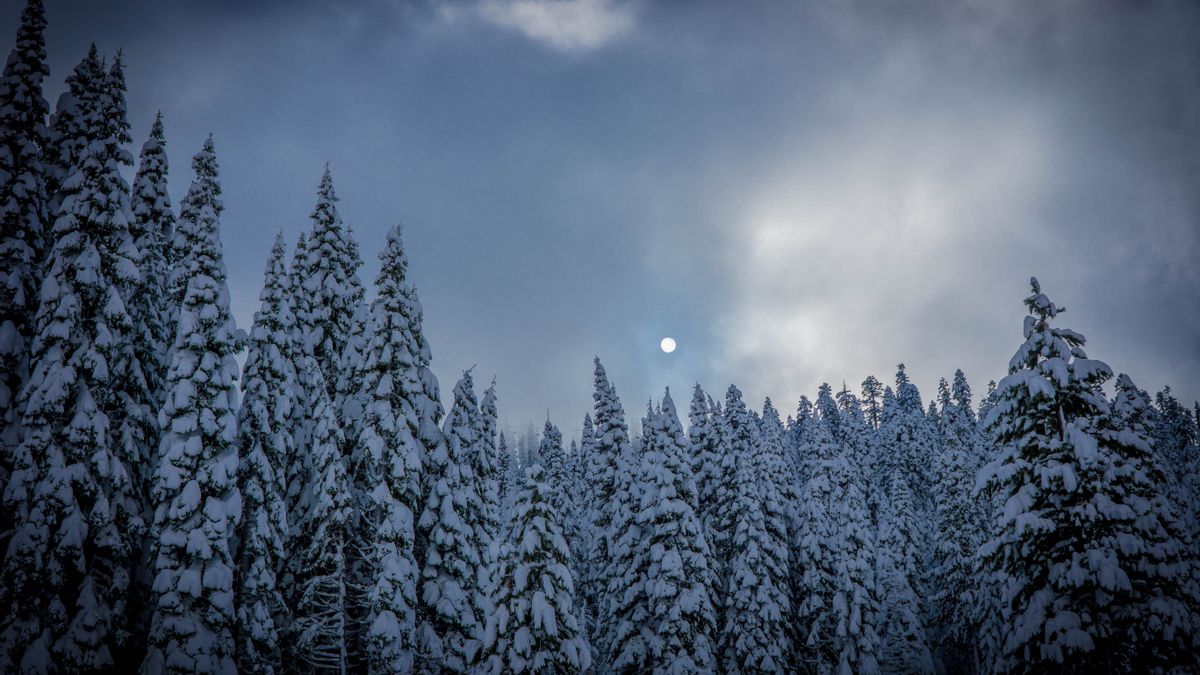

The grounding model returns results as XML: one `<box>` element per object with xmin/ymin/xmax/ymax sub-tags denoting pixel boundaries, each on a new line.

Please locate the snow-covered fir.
<box><xmin>143</xmin><ymin>137</ymin><xmax>241</xmax><ymax>675</ymax></box>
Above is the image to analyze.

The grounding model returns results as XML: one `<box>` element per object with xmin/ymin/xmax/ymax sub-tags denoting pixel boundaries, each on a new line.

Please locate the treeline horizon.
<box><xmin>2</xmin><ymin>1</ymin><xmax>1200</xmax><ymax>674</ymax></box>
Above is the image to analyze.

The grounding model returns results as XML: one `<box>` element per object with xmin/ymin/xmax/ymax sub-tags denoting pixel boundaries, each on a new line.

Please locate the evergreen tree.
<box><xmin>795</xmin><ymin>397</ymin><xmax>881</xmax><ymax>675</ymax></box>
<box><xmin>44</xmin><ymin>44</ymin><xmax>102</xmax><ymax>210</ymax></box>
<box><xmin>233</xmin><ymin>234</ymin><xmax>295</xmax><ymax>674</ymax></box>
<box><xmin>537</xmin><ymin>418</ymin><xmax>581</xmax><ymax>584</ymax></box>
<box><xmin>877</xmin><ymin>364</ymin><xmax>937</xmax><ymax>505</ymax></box>
<box><xmin>279</xmin><ymin>236</ymin><xmax>310</xmax><ymax>641</ymax></box>
<box><xmin>603</xmin><ymin>400</ymin><xmax>649</xmax><ymax>672</ymax></box>
<box><xmin>477</xmin><ymin>379</ymin><xmax>503</xmax><ymax>565</ymax></box>
<box><xmin>417</xmin><ymin>372</ymin><xmax>483</xmax><ymax>672</ymax></box>
<box><xmin>0</xmin><ymin>42</ymin><xmax>145</xmax><ymax>673</ymax></box>
<box><xmin>345</xmin><ymin>224</ymin><xmax>429</xmax><ymax>673</ymax></box>
<box><xmin>584</xmin><ymin>358</ymin><xmax>634</xmax><ymax>663</ymax></box>
<box><xmin>496</xmin><ymin>430</ymin><xmax>514</xmax><ymax>509</ymax></box>
<box><xmin>0</xmin><ymin>0</ymin><xmax>50</xmax><ymax>498</ymax></box>
<box><xmin>575</xmin><ymin>412</ymin><xmax>599</xmax><ymax>636</ymax></box>
<box><xmin>142</xmin><ymin>137</ymin><xmax>240</xmax><ymax>675</ymax></box>
<box><xmin>477</xmin><ymin>464</ymin><xmax>591</xmax><ymax>674</ymax></box>
<box><xmin>875</xmin><ymin>473</ymin><xmax>933</xmax><ymax>675</ymax></box>
<box><xmin>861</xmin><ymin>375</ymin><xmax>883</xmax><ymax>429</ymax></box>
<box><xmin>165</xmin><ymin>135</ymin><xmax>222</xmax><ymax>348</ymax></box>
<box><xmin>292</xmin><ymin>358</ymin><xmax>353</xmax><ymax>673</ymax></box>
<box><xmin>789</xmin><ymin>395</ymin><xmax>817</xmax><ymax>484</ymax></box>
<box><xmin>101</xmin><ymin>58</ymin><xmax>164</xmax><ymax>664</ymax></box>
<box><xmin>298</xmin><ymin>165</ymin><xmax>365</xmax><ymax>405</ymax></box>
<box><xmin>1152</xmin><ymin>386</ymin><xmax>1200</xmax><ymax>542</ymax></box>
<box><xmin>128</xmin><ymin>112</ymin><xmax>174</xmax><ymax>408</ymax></box>
<box><xmin>717</xmin><ymin>385</ymin><xmax>790</xmax><ymax>673</ymax></box>
<box><xmin>637</xmin><ymin>390</ymin><xmax>717</xmax><ymax>674</ymax></box>
<box><xmin>977</xmin><ymin>278</ymin><xmax>1200</xmax><ymax>672</ymax></box>
<box><xmin>929</xmin><ymin>369</ymin><xmax>986</xmax><ymax>673</ymax></box>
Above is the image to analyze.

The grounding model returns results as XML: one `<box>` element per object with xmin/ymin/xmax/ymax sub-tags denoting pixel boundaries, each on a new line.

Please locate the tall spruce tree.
<box><xmin>978</xmin><ymin>278</ymin><xmax>1199</xmax><ymax>672</ymax></box>
<box><xmin>143</xmin><ymin>137</ymin><xmax>241</xmax><ymax>675</ymax></box>
<box><xmin>0</xmin><ymin>0</ymin><xmax>50</xmax><ymax>497</ymax></box>
<box><xmin>0</xmin><ymin>43</ymin><xmax>145</xmax><ymax>673</ymax></box>
<box><xmin>100</xmin><ymin>58</ymin><xmax>163</xmax><ymax>665</ymax></box>
<box><xmin>584</xmin><ymin>357</ymin><xmax>634</xmax><ymax>663</ymax></box>
<box><xmin>637</xmin><ymin>390</ymin><xmax>716</xmax><ymax>674</ymax></box>
<box><xmin>795</xmin><ymin>395</ymin><xmax>881</xmax><ymax>674</ymax></box>
<box><xmin>476</xmin><ymin>379</ymin><xmax>503</xmax><ymax>588</ymax></box>
<box><xmin>128</xmin><ymin>112</ymin><xmax>174</xmax><ymax>408</ymax></box>
<box><xmin>477</xmin><ymin>464</ymin><xmax>591</xmax><ymax>674</ymax></box>
<box><xmin>718</xmin><ymin>385</ymin><xmax>790</xmax><ymax>673</ymax></box>
<box><xmin>298</xmin><ymin>165</ymin><xmax>365</xmax><ymax>405</ymax></box>
<box><xmin>345</xmin><ymin>225</ymin><xmax>429</xmax><ymax>672</ymax></box>
<box><xmin>605</xmin><ymin>397</ymin><xmax>650</xmax><ymax>672</ymax></box>
<box><xmin>929</xmin><ymin>369</ymin><xmax>987</xmax><ymax>672</ymax></box>
<box><xmin>232</xmin><ymin>234</ymin><xmax>295</xmax><ymax>674</ymax></box>
<box><xmin>417</xmin><ymin>372</ymin><xmax>483</xmax><ymax>672</ymax></box>
<box><xmin>165</xmin><ymin>135</ymin><xmax>222</xmax><ymax>348</ymax></box>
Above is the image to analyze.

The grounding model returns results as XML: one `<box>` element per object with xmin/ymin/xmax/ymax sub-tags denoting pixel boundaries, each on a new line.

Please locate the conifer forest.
<box><xmin>1</xmin><ymin>1</ymin><xmax>1199</xmax><ymax>673</ymax></box>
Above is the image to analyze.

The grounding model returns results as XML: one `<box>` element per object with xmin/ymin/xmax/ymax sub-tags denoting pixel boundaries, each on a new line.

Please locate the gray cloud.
<box><xmin>15</xmin><ymin>0</ymin><xmax>1199</xmax><ymax>433</ymax></box>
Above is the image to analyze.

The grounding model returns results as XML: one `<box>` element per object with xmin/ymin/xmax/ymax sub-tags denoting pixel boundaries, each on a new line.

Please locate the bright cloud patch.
<box><xmin>475</xmin><ymin>0</ymin><xmax>635</xmax><ymax>52</ymax></box>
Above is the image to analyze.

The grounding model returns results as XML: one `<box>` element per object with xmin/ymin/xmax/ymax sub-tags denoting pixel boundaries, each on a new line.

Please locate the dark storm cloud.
<box><xmin>14</xmin><ymin>0</ymin><xmax>1199</xmax><ymax>432</ymax></box>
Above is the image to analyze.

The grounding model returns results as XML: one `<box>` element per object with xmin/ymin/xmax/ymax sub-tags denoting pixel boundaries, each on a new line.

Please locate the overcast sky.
<box><xmin>15</xmin><ymin>0</ymin><xmax>1200</xmax><ymax>435</ymax></box>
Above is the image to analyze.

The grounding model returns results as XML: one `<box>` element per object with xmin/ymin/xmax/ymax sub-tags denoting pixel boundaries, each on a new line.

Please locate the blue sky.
<box><xmin>17</xmin><ymin>0</ymin><xmax>1200</xmax><ymax>433</ymax></box>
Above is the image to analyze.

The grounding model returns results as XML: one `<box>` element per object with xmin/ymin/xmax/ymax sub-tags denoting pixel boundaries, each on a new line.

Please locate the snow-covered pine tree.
<box><xmin>602</xmin><ymin>398</ymin><xmax>651</xmax><ymax>671</ymax></box>
<box><xmin>718</xmin><ymin>385</ymin><xmax>790</xmax><ymax>673</ymax></box>
<box><xmin>165</xmin><ymin>135</ymin><xmax>222</xmax><ymax>349</ymax></box>
<box><xmin>789</xmin><ymin>394</ymin><xmax>816</xmax><ymax>485</ymax></box>
<box><xmin>877</xmin><ymin>364</ymin><xmax>937</xmax><ymax>505</ymax></box>
<box><xmin>929</xmin><ymin>369</ymin><xmax>986</xmax><ymax>673</ymax></box>
<box><xmin>685</xmin><ymin>386</ymin><xmax>711</xmax><ymax>500</ymax></box>
<box><xmin>496</xmin><ymin>430</ymin><xmax>514</xmax><ymax>509</ymax></box>
<box><xmin>280</xmin><ymin>230</ymin><xmax>313</xmax><ymax>643</ymax></box>
<box><xmin>836</xmin><ymin>384</ymin><xmax>873</xmax><ymax>467</ymax></box>
<box><xmin>477</xmin><ymin>379</ymin><xmax>503</xmax><ymax>562</ymax></box>
<box><xmin>0</xmin><ymin>0</ymin><xmax>50</xmax><ymax>498</ymax></box>
<box><xmin>574</xmin><ymin>412</ymin><xmax>599</xmax><ymax>635</ymax></box>
<box><xmin>861</xmin><ymin>375</ymin><xmax>884</xmax><ymax>429</ymax></box>
<box><xmin>298</xmin><ymin>165</ymin><xmax>365</xmax><ymax>406</ymax></box>
<box><xmin>539</xmin><ymin>419</ymin><xmax>568</xmax><ymax>527</ymax></box>
<box><xmin>417</xmin><ymin>371</ymin><xmax>483</xmax><ymax>672</ymax></box>
<box><xmin>477</xmin><ymin>463</ymin><xmax>591</xmax><ymax>674</ymax></box>
<box><xmin>44</xmin><ymin>44</ymin><xmax>102</xmax><ymax>211</ymax></box>
<box><xmin>292</xmin><ymin>358</ymin><xmax>353</xmax><ymax>673</ymax></box>
<box><xmin>795</xmin><ymin>391</ymin><xmax>881</xmax><ymax>674</ymax></box>
<box><xmin>100</xmin><ymin>55</ymin><xmax>162</xmax><ymax>649</ymax></box>
<box><xmin>1152</xmin><ymin>386</ymin><xmax>1200</xmax><ymax>542</ymax></box>
<box><xmin>875</xmin><ymin>489</ymin><xmax>934</xmax><ymax>675</ymax></box>
<box><xmin>128</xmin><ymin>112</ymin><xmax>174</xmax><ymax>408</ymax></box>
<box><xmin>142</xmin><ymin>136</ymin><xmax>241</xmax><ymax>675</ymax></box>
<box><xmin>637</xmin><ymin>389</ymin><xmax>716</xmax><ymax>674</ymax></box>
<box><xmin>0</xmin><ymin>43</ymin><xmax>145</xmax><ymax>673</ymax></box>
<box><xmin>978</xmin><ymin>278</ymin><xmax>1200</xmax><ymax>672</ymax></box>
<box><xmin>585</xmin><ymin>357</ymin><xmax>641</xmax><ymax>669</ymax></box>
<box><xmin>233</xmin><ymin>233</ymin><xmax>296</xmax><ymax>674</ymax></box>
<box><xmin>345</xmin><ymin>224</ymin><xmax>430</xmax><ymax>672</ymax></box>
<box><xmin>537</xmin><ymin>418</ymin><xmax>582</xmax><ymax>586</ymax></box>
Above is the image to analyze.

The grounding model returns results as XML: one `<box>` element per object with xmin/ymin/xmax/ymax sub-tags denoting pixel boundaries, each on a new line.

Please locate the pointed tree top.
<box><xmin>151</xmin><ymin>110</ymin><xmax>165</xmax><ymax>137</ymax></box>
<box><xmin>270</xmin><ymin>230</ymin><xmax>287</xmax><ymax>258</ymax></box>
<box><xmin>7</xmin><ymin>0</ymin><xmax>47</xmax><ymax>72</ymax></box>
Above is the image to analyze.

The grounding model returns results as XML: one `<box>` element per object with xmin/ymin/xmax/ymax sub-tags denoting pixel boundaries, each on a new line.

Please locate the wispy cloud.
<box><xmin>458</xmin><ymin>0</ymin><xmax>637</xmax><ymax>53</ymax></box>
